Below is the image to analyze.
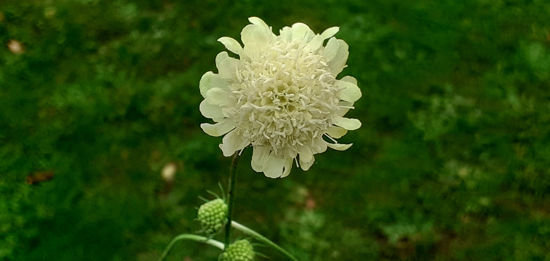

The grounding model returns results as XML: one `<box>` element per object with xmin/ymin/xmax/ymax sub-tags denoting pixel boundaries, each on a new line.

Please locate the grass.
<box><xmin>1</xmin><ymin>0</ymin><xmax>549</xmax><ymax>260</ymax></box>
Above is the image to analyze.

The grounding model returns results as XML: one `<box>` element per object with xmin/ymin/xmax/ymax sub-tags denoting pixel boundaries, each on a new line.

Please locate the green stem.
<box><xmin>224</xmin><ymin>153</ymin><xmax>240</xmax><ymax>248</ymax></box>
<box><xmin>232</xmin><ymin>221</ymin><xmax>299</xmax><ymax>261</ymax></box>
<box><xmin>158</xmin><ymin>234</ymin><xmax>224</xmax><ymax>261</ymax></box>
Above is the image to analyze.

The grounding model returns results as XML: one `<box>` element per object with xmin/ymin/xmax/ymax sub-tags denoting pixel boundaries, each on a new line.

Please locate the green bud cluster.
<box><xmin>218</xmin><ymin>239</ymin><xmax>255</xmax><ymax>261</ymax></box>
<box><xmin>197</xmin><ymin>199</ymin><xmax>228</xmax><ymax>235</ymax></box>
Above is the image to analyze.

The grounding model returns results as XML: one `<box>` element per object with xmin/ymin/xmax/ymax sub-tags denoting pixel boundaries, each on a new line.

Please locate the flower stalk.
<box><xmin>224</xmin><ymin>153</ymin><xmax>240</xmax><ymax>248</ymax></box>
<box><xmin>158</xmin><ymin>234</ymin><xmax>224</xmax><ymax>261</ymax></box>
<box><xmin>232</xmin><ymin>221</ymin><xmax>298</xmax><ymax>261</ymax></box>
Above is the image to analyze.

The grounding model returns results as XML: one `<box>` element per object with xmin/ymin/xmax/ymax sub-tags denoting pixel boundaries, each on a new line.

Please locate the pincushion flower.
<box><xmin>200</xmin><ymin>17</ymin><xmax>361</xmax><ymax>178</ymax></box>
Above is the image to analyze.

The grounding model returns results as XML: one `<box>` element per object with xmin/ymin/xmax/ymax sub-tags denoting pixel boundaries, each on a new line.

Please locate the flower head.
<box><xmin>197</xmin><ymin>199</ymin><xmax>228</xmax><ymax>235</ymax></box>
<box><xmin>218</xmin><ymin>239</ymin><xmax>255</xmax><ymax>261</ymax></box>
<box><xmin>200</xmin><ymin>17</ymin><xmax>361</xmax><ymax>178</ymax></box>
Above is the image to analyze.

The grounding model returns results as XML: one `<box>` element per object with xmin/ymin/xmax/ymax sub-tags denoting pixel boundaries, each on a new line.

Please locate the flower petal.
<box><xmin>199</xmin><ymin>100</ymin><xmax>224</xmax><ymax>120</ymax></box>
<box><xmin>199</xmin><ymin>71</ymin><xmax>227</xmax><ymax>97</ymax></box>
<box><xmin>263</xmin><ymin>155</ymin><xmax>292</xmax><ymax>178</ymax></box>
<box><xmin>205</xmin><ymin>87</ymin><xmax>233</xmax><ymax>106</ymax></box>
<box><xmin>306</xmin><ymin>37</ymin><xmax>325</xmax><ymax>52</ymax></box>
<box><xmin>218</xmin><ymin>37</ymin><xmax>243</xmax><ymax>56</ymax></box>
<box><xmin>320</xmin><ymin>26</ymin><xmax>339</xmax><ymax>39</ymax></box>
<box><xmin>337</xmin><ymin>100</ymin><xmax>353</xmax><ymax>116</ymax></box>
<box><xmin>341</xmin><ymin>75</ymin><xmax>357</xmax><ymax>85</ymax></box>
<box><xmin>326</xmin><ymin>126</ymin><xmax>348</xmax><ymax>138</ymax></box>
<box><xmin>219</xmin><ymin>130</ymin><xmax>249</xmax><ymax>157</ymax></box>
<box><xmin>333</xmin><ymin>116</ymin><xmax>361</xmax><ymax>130</ymax></box>
<box><xmin>300</xmin><ymin>156</ymin><xmax>315</xmax><ymax>171</ymax></box>
<box><xmin>215</xmin><ymin>51</ymin><xmax>239</xmax><ymax>80</ymax></box>
<box><xmin>291</xmin><ymin>23</ymin><xmax>315</xmax><ymax>42</ymax></box>
<box><xmin>311</xmin><ymin>137</ymin><xmax>328</xmax><ymax>154</ymax></box>
<box><xmin>279</xmin><ymin>26</ymin><xmax>292</xmax><ymax>41</ymax></box>
<box><xmin>200</xmin><ymin>120</ymin><xmax>234</xmax><ymax>137</ymax></box>
<box><xmin>241</xmin><ymin>23</ymin><xmax>273</xmax><ymax>58</ymax></box>
<box><xmin>280</xmin><ymin>158</ymin><xmax>294</xmax><ymax>178</ymax></box>
<box><xmin>336</xmin><ymin>79</ymin><xmax>361</xmax><ymax>102</ymax></box>
<box><xmin>323</xmin><ymin>38</ymin><xmax>349</xmax><ymax>75</ymax></box>
<box><xmin>306</xmin><ymin>27</ymin><xmax>340</xmax><ymax>52</ymax></box>
<box><xmin>251</xmin><ymin>145</ymin><xmax>270</xmax><ymax>172</ymax></box>
<box><xmin>248</xmin><ymin>17</ymin><xmax>270</xmax><ymax>29</ymax></box>
<box><xmin>327</xmin><ymin>143</ymin><xmax>353</xmax><ymax>151</ymax></box>
<box><xmin>298</xmin><ymin>146</ymin><xmax>315</xmax><ymax>171</ymax></box>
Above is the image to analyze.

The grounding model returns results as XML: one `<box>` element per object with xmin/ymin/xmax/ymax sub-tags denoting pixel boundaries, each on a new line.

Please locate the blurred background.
<box><xmin>1</xmin><ymin>0</ymin><xmax>549</xmax><ymax>260</ymax></box>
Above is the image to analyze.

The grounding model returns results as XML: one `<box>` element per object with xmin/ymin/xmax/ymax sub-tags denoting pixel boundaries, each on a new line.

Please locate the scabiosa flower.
<box><xmin>200</xmin><ymin>17</ymin><xmax>361</xmax><ymax>178</ymax></box>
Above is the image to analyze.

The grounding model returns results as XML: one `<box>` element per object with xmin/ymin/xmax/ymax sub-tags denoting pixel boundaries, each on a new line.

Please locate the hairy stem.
<box><xmin>158</xmin><ymin>234</ymin><xmax>224</xmax><ymax>261</ymax></box>
<box><xmin>232</xmin><ymin>221</ymin><xmax>299</xmax><ymax>261</ymax></box>
<box><xmin>224</xmin><ymin>153</ymin><xmax>240</xmax><ymax>248</ymax></box>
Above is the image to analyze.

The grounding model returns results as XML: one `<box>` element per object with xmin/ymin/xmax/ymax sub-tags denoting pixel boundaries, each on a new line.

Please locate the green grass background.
<box><xmin>1</xmin><ymin>0</ymin><xmax>549</xmax><ymax>260</ymax></box>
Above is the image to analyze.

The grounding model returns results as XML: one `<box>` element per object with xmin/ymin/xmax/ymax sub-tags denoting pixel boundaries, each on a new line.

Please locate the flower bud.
<box><xmin>197</xmin><ymin>199</ymin><xmax>227</xmax><ymax>235</ymax></box>
<box><xmin>218</xmin><ymin>239</ymin><xmax>255</xmax><ymax>261</ymax></box>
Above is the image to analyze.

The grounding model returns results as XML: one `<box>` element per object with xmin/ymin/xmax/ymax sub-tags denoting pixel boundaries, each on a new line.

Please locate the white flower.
<box><xmin>200</xmin><ymin>17</ymin><xmax>362</xmax><ymax>178</ymax></box>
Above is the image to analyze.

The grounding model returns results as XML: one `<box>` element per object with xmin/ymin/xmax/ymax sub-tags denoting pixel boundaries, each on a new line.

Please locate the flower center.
<box><xmin>229</xmin><ymin>39</ymin><xmax>340</xmax><ymax>157</ymax></box>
